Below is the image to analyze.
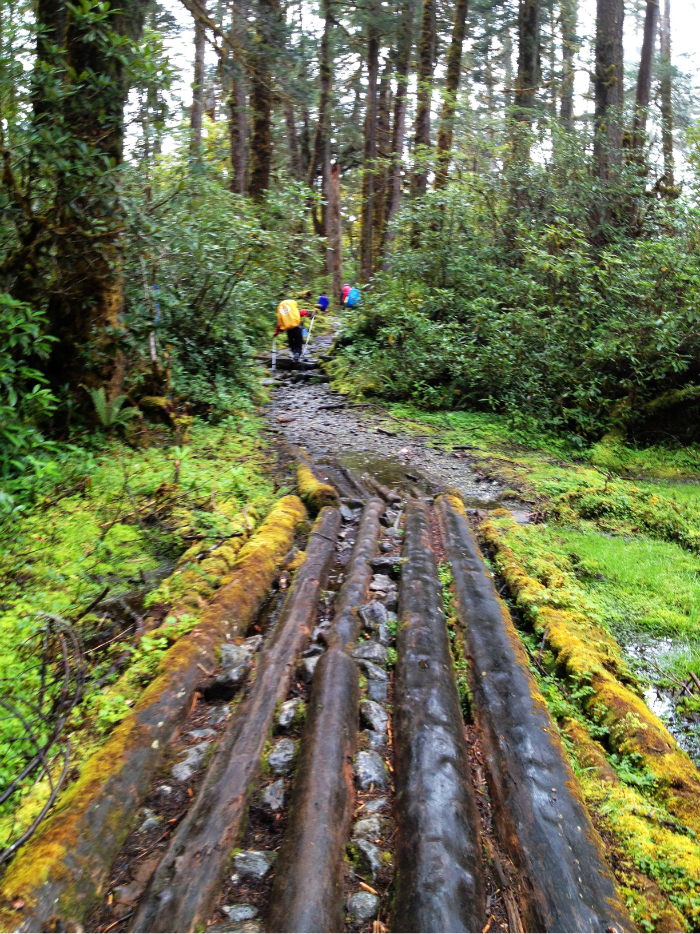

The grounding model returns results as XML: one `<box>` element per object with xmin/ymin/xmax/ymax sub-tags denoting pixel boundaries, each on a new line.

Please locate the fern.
<box><xmin>88</xmin><ymin>387</ymin><xmax>137</xmax><ymax>430</ymax></box>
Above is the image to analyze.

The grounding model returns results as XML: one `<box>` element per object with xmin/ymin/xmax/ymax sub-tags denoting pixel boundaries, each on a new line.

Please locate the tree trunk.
<box><xmin>226</xmin><ymin>0</ymin><xmax>247</xmax><ymax>194</ymax></box>
<box><xmin>327</xmin><ymin>162</ymin><xmax>343</xmax><ymax>301</ymax></box>
<box><xmin>659</xmin><ymin>0</ymin><xmax>674</xmax><ymax>185</ymax></box>
<box><xmin>360</xmin><ymin>30</ymin><xmax>379</xmax><ymax>281</ymax></box>
<box><xmin>434</xmin><ymin>0</ymin><xmax>469</xmax><ymax>188</ymax></box>
<box><xmin>513</xmin><ymin>0</ymin><xmax>540</xmax><ymax>132</ymax></box>
<box><xmin>593</xmin><ymin>0</ymin><xmax>624</xmax><ymax>180</ymax></box>
<box><xmin>285</xmin><ymin>106</ymin><xmax>302</xmax><ymax>180</ymax></box>
<box><xmin>373</xmin><ymin>60</ymin><xmax>392</xmax><ymax>260</ymax></box>
<box><xmin>36</xmin><ymin>0</ymin><xmax>148</xmax><ymax>397</ymax></box>
<box><xmin>632</xmin><ymin>0</ymin><xmax>659</xmax><ymax>149</ymax></box>
<box><xmin>300</xmin><ymin>106</ymin><xmax>311</xmax><ymax>179</ymax></box>
<box><xmin>381</xmin><ymin>0</ymin><xmax>415</xmax><ymax>262</ymax></box>
<box><xmin>190</xmin><ymin>10</ymin><xmax>206</xmax><ymax>158</ymax></box>
<box><xmin>559</xmin><ymin>0</ymin><xmax>577</xmax><ymax>128</ymax></box>
<box><xmin>307</xmin><ymin>0</ymin><xmax>331</xmax><ymax>189</ymax></box>
<box><xmin>411</xmin><ymin>0</ymin><xmax>436</xmax><ymax>198</ymax></box>
<box><xmin>248</xmin><ymin>0</ymin><xmax>283</xmax><ymax>200</ymax></box>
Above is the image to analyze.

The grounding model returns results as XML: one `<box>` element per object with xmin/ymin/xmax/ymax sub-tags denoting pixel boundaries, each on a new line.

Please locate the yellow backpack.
<box><xmin>277</xmin><ymin>299</ymin><xmax>301</xmax><ymax>331</ymax></box>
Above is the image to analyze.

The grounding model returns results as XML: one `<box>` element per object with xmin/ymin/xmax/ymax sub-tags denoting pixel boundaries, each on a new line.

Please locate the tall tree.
<box><xmin>659</xmin><ymin>0</ymin><xmax>674</xmax><ymax>185</ymax></box>
<box><xmin>190</xmin><ymin>10</ymin><xmax>206</xmax><ymax>158</ymax></box>
<box><xmin>307</xmin><ymin>0</ymin><xmax>331</xmax><ymax>189</ymax></box>
<box><xmin>411</xmin><ymin>0</ymin><xmax>436</xmax><ymax>198</ymax></box>
<box><xmin>434</xmin><ymin>0</ymin><xmax>470</xmax><ymax>188</ymax></box>
<box><xmin>559</xmin><ymin>0</ymin><xmax>577</xmax><ymax>128</ymax></box>
<box><xmin>226</xmin><ymin>0</ymin><xmax>248</xmax><ymax>194</ymax></box>
<box><xmin>593</xmin><ymin>0</ymin><xmax>624</xmax><ymax>180</ymax></box>
<box><xmin>373</xmin><ymin>60</ymin><xmax>392</xmax><ymax>258</ymax></box>
<box><xmin>248</xmin><ymin>0</ymin><xmax>284</xmax><ymax>199</ymax></box>
<box><xmin>327</xmin><ymin>160</ymin><xmax>344</xmax><ymax>300</ymax></box>
<box><xmin>631</xmin><ymin>0</ymin><xmax>659</xmax><ymax>149</ymax></box>
<box><xmin>381</xmin><ymin>0</ymin><xmax>415</xmax><ymax>261</ymax></box>
<box><xmin>512</xmin><ymin>0</ymin><xmax>541</xmax><ymax>158</ymax></box>
<box><xmin>359</xmin><ymin>21</ymin><xmax>380</xmax><ymax>281</ymax></box>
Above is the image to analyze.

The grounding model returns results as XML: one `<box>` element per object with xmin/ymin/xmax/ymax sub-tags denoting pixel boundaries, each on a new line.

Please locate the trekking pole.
<box><xmin>301</xmin><ymin>315</ymin><xmax>315</xmax><ymax>359</ymax></box>
<box><xmin>272</xmin><ymin>337</ymin><xmax>277</xmax><ymax>372</ymax></box>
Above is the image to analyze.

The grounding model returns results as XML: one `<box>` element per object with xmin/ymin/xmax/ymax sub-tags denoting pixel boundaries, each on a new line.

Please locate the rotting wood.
<box><xmin>0</xmin><ymin>496</ymin><xmax>307</xmax><ymax>934</ymax></box>
<box><xmin>437</xmin><ymin>493</ymin><xmax>634</xmax><ymax>933</ymax></box>
<box><xmin>392</xmin><ymin>499</ymin><xmax>485</xmax><ymax>933</ymax></box>
<box><xmin>130</xmin><ymin>506</ymin><xmax>341</xmax><ymax>933</ymax></box>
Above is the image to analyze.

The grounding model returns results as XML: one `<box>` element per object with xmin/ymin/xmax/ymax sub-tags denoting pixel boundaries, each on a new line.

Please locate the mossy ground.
<box><xmin>0</xmin><ymin>412</ymin><xmax>280</xmax><ymax>860</ymax></box>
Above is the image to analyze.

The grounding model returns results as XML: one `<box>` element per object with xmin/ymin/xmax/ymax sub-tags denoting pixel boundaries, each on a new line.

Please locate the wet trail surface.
<box><xmin>83</xmin><ymin>330</ymin><xmax>635</xmax><ymax>934</ymax></box>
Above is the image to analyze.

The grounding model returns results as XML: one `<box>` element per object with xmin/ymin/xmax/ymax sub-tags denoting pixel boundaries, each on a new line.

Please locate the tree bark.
<box><xmin>225</xmin><ymin>0</ymin><xmax>247</xmax><ymax>194</ymax></box>
<box><xmin>373</xmin><ymin>60</ymin><xmax>392</xmax><ymax>259</ymax></box>
<box><xmin>559</xmin><ymin>0</ymin><xmax>577</xmax><ymax>128</ymax></box>
<box><xmin>327</xmin><ymin>162</ymin><xmax>343</xmax><ymax>302</ymax></box>
<box><xmin>307</xmin><ymin>0</ymin><xmax>331</xmax><ymax>189</ymax></box>
<box><xmin>248</xmin><ymin>0</ymin><xmax>284</xmax><ymax>200</ymax></box>
<box><xmin>513</xmin><ymin>0</ymin><xmax>540</xmax><ymax>128</ymax></box>
<box><xmin>593</xmin><ymin>0</ymin><xmax>624</xmax><ymax>180</ymax></box>
<box><xmin>359</xmin><ymin>30</ymin><xmax>379</xmax><ymax>281</ymax></box>
<box><xmin>190</xmin><ymin>10</ymin><xmax>206</xmax><ymax>158</ymax></box>
<box><xmin>660</xmin><ymin>0</ymin><xmax>674</xmax><ymax>185</ymax></box>
<box><xmin>411</xmin><ymin>0</ymin><xmax>436</xmax><ymax>198</ymax></box>
<box><xmin>285</xmin><ymin>106</ymin><xmax>302</xmax><ymax>180</ymax></box>
<box><xmin>632</xmin><ymin>0</ymin><xmax>659</xmax><ymax>149</ymax></box>
<box><xmin>381</xmin><ymin>0</ymin><xmax>415</xmax><ymax>262</ymax></box>
<box><xmin>434</xmin><ymin>0</ymin><xmax>470</xmax><ymax>188</ymax></box>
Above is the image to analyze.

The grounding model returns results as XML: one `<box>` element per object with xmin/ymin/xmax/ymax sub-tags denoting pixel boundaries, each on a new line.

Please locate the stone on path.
<box><xmin>224</xmin><ymin>905</ymin><xmax>258</xmax><ymax>922</ymax></box>
<box><xmin>277</xmin><ymin>698</ymin><xmax>301</xmax><ymax>729</ymax></box>
<box><xmin>358</xmin><ymin>602</ymin><xmax>388</xmax><ymax>631</ymax></box>
<box><xmin>172</xmin><ymin>742</ymin><xmax>209</xmax><ymax>782</ymax></box>
<box><xmin>268</xmin><ymin>737</ymin><xmax>295</xmax><ymax>774</ymax></box>
<box><xmin>349</xmin><ymin>891</ymin><xmax>379</xmax><ymax>924</ymax></box>
<box><xmin>353</xmin><ymin>839</ymin><xmax>383</xmax><ymax>881</ymax></box>
<box><xmin>360</xmin><ymin>700</ymin><xmax>389</xmax><ymax>734</ymax></box>
<box><xmin>351</xmin><ymin>641</ymin><xmax>388</xmax><ymax>665</ymax></box>
<box><xmin>355</xmin><ymin>750</ymin><xmax>388</xmax><ymax>791</ymax></box>
<box><xmin>231</xmin><ymin>850</ymin><xmax>273</xmax><ymax>884</ymax></box>
<box><xmin>262</xmin><ymin>779</ymin><xmax>285</xmax><ymax>812</ymax></box>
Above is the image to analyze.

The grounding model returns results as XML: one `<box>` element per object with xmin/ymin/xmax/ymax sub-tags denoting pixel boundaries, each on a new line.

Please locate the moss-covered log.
<box><xmin>481</xmin><ymin>508</ymin><xmax>700</xmax><ymax>839</ymax></box>
<box><xmin>296</xmin><ymin>462</ymin><xmax>340</xmax><ymax>515</ymax></box>
<box><xmin>0</xmin><ymin>495</ymin><xmax>306</xmax><ymax>934</ymax></box>
<box><xmin>132</xmin><ymin>506</ymin><xmax>341</xmax><ymax>933</ymax></box>
<box><xmin>438</xmin><ymin>494</ymin><xmax>632</xmax><ymax>933</ymax></box>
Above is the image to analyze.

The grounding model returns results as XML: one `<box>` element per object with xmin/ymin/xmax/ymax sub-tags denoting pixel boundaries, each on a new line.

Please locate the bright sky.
<box><xmin>157</xmin><ymin>0</ymin><xmax>700</xmax><ymax>144</ymax></box>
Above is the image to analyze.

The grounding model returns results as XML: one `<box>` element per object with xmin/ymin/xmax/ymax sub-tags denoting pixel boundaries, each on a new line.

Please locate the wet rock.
<box><xmin>369</xmin><ymin>574</ymin><xmax>394</xmax><ymax>593</ymax></box>
<box><xmin>358</xmin><ymin>602</ymin><xmax>388</xmax><ymax>631</ymax></box>
<box><xmin>156</xmin><ymin>784</ymin><xmax>172</xmax><ymax>797</ymax></box>
<box><xmin>139</xmin><ymin>809</ymin><xmax>161</xmax><ymax>833</ymax></box>
<box><xmin>206</xmin><ymin>663</ymin><xmax>251</xmax><ymax>702</ymax></box>
<box><xmin>220</xmin><ymin>643</ymin><xmax>253</xmax><ymax>668</ymax></box>
<box><xmin>353</xmin><ymin>817</ymin><xmax>386</xmax><ymax>840</ymax></box>
<box><xmin>384</xmin><ymin>593</ymin><xmax>398</xmax><ymax>612</ymax></box>
<box><xmin>302</xmin><ymin>644</ymin><xmax>324</xmax><ymax>658</ymax></box>
<box><xmin>185</xmin><ymin>728</ymin><xmax>216</xmax><ymax>740</ymax></box>
<box><xmin>348</xmin><ymin>498</ymin><xmax>364</xmax><ymax>509</ymax></box>
<box><xmin>262</xmin><ymin>779</ymin><xmax>285</xmax><ymax>812</ymax></box>
<box><xmin>379</xmin><ymin>542</ymin><xmax>394</xmax><ymax>553</ymax></box>
<box><xmin>360</xmin><ymin>700</ymin><xmax>389</xmax><ymax>734</ymax></box>
<box><xmin>114</xmin><ymin>881</ymin><xmax>144</xmax><ymax>906</ymax></box>
<box><xmin>353</xmin><ymin>838</ymin><xmax>383</xmax><ymax>881</ymax></box>
<box><xmin>369</xmin><ymin>556</ymin><xmax>401</xmax><ymax>578</ymax></box>
<box><xmin>355</xmin><ymin>750</ymin><xmax>388</xmax><ymax>790</ymax></box>
<box><xmin>363</xmin><ymin>796</ymin><xmax>388</xmax><ymax>814</ymax></box>
<box><xmin>367</xmin><ymin>681</ymin><xmax>388</xmax><ymax>703</ymax></box>
<box><xmin>243</xmin><ymin>635</ymin><xmax>263</xmax><ymax>653</ymax></box>
<box><xmin>268</xmin><ymin>737</ymin><xmax>295</xmax><ymax>774</ymax></box>
<box><xmin>300</xmin><ymin>654</ymin><xmax>320</xmax><ymax>682</ymax></box>
<box><xmin>224</xmin><ymin>905</ymin><xmax>258</xmax><ymax>922</ymax></box>
<box><xmin>351</xmin><ymin>641</ymin><xmax>388</xmax><ymax>665</ymax></box>
<box><xmin>231</xmin><ymin>850</ymin><xmax>273</xmax><ymax>884</ymax></box>
<box><xmin>208</xmin><ymin>704</ymin><xmax>231</xmax><ymax>726</ymax></box>
<box><xmin>260</xmin><ymin>379</ymin><xmax>276</xmax><ymax>386</ymax></box>
<box><xmin>377</xmin><ymin>623</ymin><xmax>392</xmax><ymax>647</ymax></box>
<box><xmin>349</xmin><ymin>891</ymin><xmax>379</xmax><ymax>924</ymax></box>
<box><xmin>359</xmin><ymin>659</ymin><xmax>388</xmax><ymax>682</ymax></box>
<box><xmin>172</xmin><ymin>742</ymin><xmax>209</xmax><ymax>782</ymax></box>
<box><xmin>339</xmin><ymin>504</ymin><xmax>355</xmax><ymax>522</ymax></box>
<box><xmin>277</xmin><ymin>698</ymin><xmax>301</xmax><ymax>729</ymax></box>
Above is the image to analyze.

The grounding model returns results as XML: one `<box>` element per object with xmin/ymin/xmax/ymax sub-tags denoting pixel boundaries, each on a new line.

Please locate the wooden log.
<box><xmin>266</xmin><ymin>648</ymin><xmax>359</xmax><ymax>933</ymax></box>
<box><xmin>327</xmin><ymin>496</ymin><xmax>385</xmax><ymax>649</ymax></box>
<box><xmin>0</xmin><ymin>496</ymin><xmax>307</xmax><ymax>934</ymax></box>
<box><xmin>361</xmin><ymin>472</ymin><xmax>401</xmax><ymax>504</ymax></box>
<box><xmin>267</xmin><ymin>496</ymin><xmax>384</xmax><ymax>931</ymax></box>
<box><xmin>130</xmin><ymin>506</ymin><xmax>342</xmax><ymax>933</ymax></box>
<box><xmin>437</xmin><ymin>494</ymin><xmax>633</xmax><ymax>933</ymax></box>
<box><xmin>392</xmin><ymin>499</ymin><xmax>485</xmax><ymax>933</ymax></box>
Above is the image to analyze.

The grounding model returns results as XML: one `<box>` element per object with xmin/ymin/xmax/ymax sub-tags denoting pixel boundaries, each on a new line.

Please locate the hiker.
<box><xmin>275</xmin><ymin>298</ymin><xmax>313</xmax><ymax>361</ymax></box>
<box><xmin>341</xmin><ymin>284</ymin><xmax>351</xmax><ymax>306</ymax></box>
<box><xmin>317</xmin><ymin>292</ymin><xmax>329</xmax><ymax>312</ymax></box>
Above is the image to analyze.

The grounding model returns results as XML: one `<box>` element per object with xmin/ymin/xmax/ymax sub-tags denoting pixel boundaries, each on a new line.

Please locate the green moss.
<box><xmin>296</xmin><ymin>463</ymin><xmax>339</xmax><ymax>515</ymax></box>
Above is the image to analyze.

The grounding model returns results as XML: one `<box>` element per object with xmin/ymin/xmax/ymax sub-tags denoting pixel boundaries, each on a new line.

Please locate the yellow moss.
<box><xmin>296</xmin><ymin>463</ymin><xmax>339</xmax><ymax>515</ymax></box>
<box><xmin>481</xmin><ymin>511</ymin><xmax>700</xmax><ymax>839</ymax></box>
<box><xmin>0</xmin><ymin>495</ymin><xmax>307</xmax><ymax>930</ymax></box>
<box><xmin>286</xmin><ymin>550</ymin><xmax>307</xmax><ymax>572</ymax></box>
<box><xmin>199</xmin><ymin>557</ymin><xmax>229</xmax><ymax>577</ymax></box>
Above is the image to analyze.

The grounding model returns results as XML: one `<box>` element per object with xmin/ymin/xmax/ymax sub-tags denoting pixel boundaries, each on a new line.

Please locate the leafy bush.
<box><xmin>0</xmin><ymin>294</ymin><xmax>57</xmax><ymax>480</ymax></box>
<box><xmin>334</xmin><ymin>157</ymin><xmax>700</xmax><ymax>444</ymax></box>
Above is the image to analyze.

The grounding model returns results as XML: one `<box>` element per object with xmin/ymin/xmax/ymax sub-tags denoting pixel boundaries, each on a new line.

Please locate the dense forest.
<box><xmin>3</xmin><ymin>0</ymin><xmax>700</xmax><ymax>930</ymax></box>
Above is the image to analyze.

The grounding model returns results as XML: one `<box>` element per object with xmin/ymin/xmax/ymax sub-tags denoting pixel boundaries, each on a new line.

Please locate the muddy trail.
<box><xmin>3</xmin><ymin>331</ymin><xmax>637</xmax><ymax>934</ymax></box>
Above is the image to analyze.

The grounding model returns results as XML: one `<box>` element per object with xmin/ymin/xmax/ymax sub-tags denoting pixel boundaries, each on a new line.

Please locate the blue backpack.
<box><xmin>346</xmin><ymin>287</ymin><xmax>361</xmax><ymax>308</ymax></box>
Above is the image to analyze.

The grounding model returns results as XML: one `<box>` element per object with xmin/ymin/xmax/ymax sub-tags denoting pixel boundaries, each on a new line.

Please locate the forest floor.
<box><xmin>2</xmin><ymin>319</ymin><xmax>700</xmax><ymax>933</ymax></box>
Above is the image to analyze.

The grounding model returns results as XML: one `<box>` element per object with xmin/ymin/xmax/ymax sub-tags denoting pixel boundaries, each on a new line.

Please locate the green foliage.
<box><xmin>334</xmin><ymin>159</ymin><xmax>700</xmax><ymax>444</ymax></box>
<box><xmin>87</xmin><ymin>387</ymin><xmax>138</xmax><ymax>430</ymax></box>
<box><xmin>0</xmin><ymin>295</ymin><xmax>57</xmax><ymax>480</ymax></box>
